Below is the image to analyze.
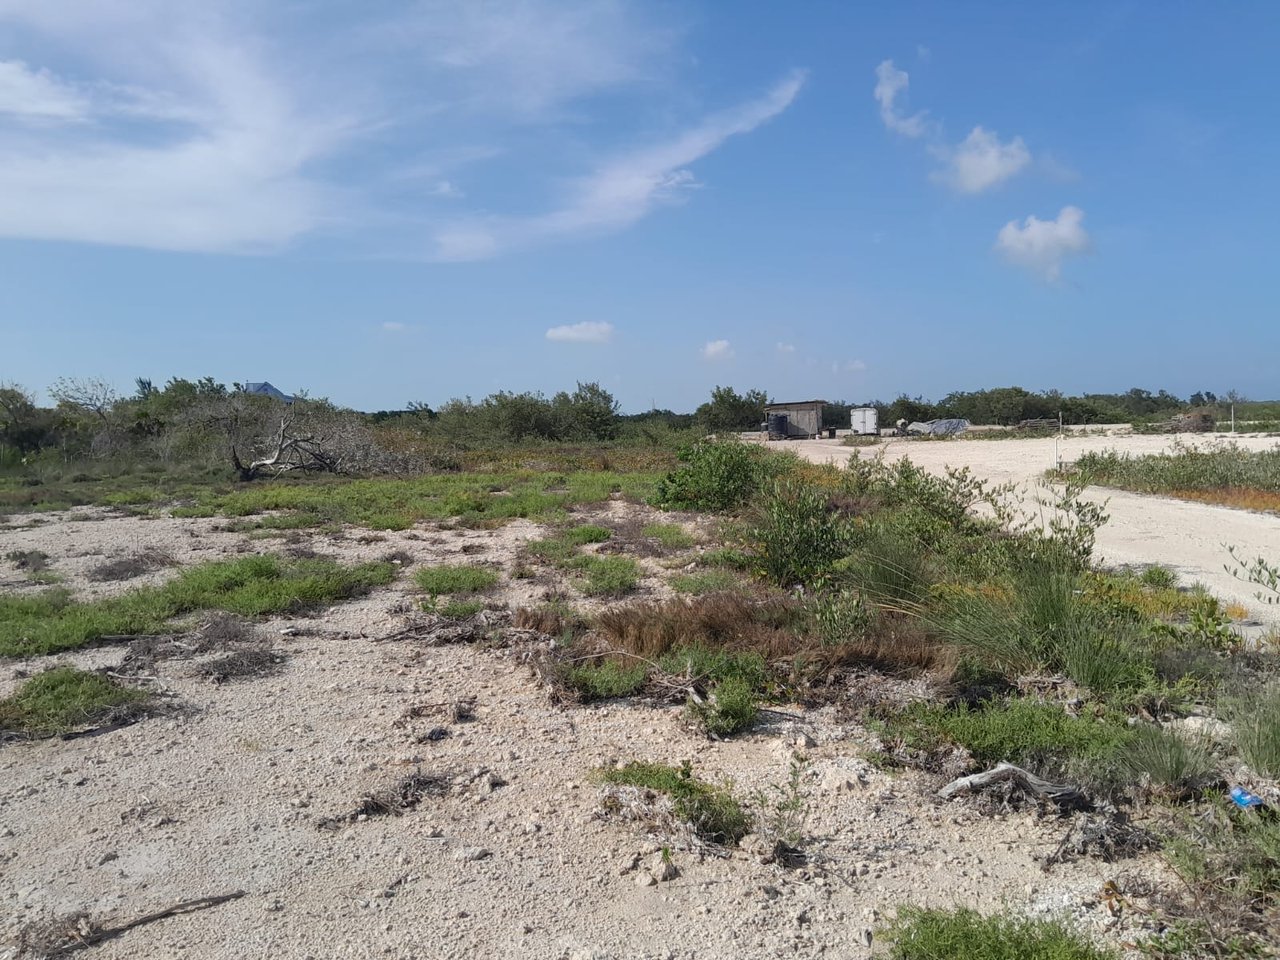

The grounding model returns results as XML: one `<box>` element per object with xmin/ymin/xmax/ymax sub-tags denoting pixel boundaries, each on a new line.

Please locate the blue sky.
<box><xmin>2</xmin><ymin>1</ymin><xmax>1276</xmax><ymax>412</ymax></box>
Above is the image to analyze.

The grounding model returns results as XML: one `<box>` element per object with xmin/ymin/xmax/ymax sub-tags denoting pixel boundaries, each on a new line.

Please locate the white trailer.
<box><xmin>850</xmin><ymin>407</ymin><xmax>878</xmax><ymax>436</ymax></box>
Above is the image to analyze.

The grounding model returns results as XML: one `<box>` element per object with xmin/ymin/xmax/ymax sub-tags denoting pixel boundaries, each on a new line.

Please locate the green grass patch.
<box><xmin>598</xmin><ymin>760</ymin><xmax>750</xmax><ymax>844</ymax></box>
<box><xmin>414</xmin><ymin>564</ymin><xmax>499</xmax><ymax>596</ymax></box>
<box><xmin>669</xmin><ymin>569</ymin><xmax>745</xmax><ymax>595</ymax></box>
<box><xmin>642</xmin><ymin>523</ymin><xmax>696</xmax><ymax>549</ymax></box>
<box><xmin>687</xmin><ymin>675</ymin><xmax>758</xmax><ymax>737</ymax></box>
<box><xmin>0</xmin><ymin>667</ymin><xmax>149</xmax><ymax>738</ymax></box>
<box><xmin>885</xmin><ymin>698</ymin><xmax>1134</xmax><ymax>772</ymax></box>
<box><xmin>572</xmin><ymin>555</ymin><xmax>641</xmax><ymax>596</ymax></box>
<box><xmin>0</xmin><ymin>556</ymin><xmax>397</xmax><ymax>657</ymax></box>
<box><xmin>565</xmin><ymin>660</ymin><xmax>648</xmax><ymax>700</ymax></box>
<box><xmin>887</xmin><ymin>907</ymin><xmax>1117</xmax><ymax>960</ymax></box>
<box><xmin>1226</xmin><ymin>683</ymin><xmax>1280</xmax><ymax>779</ymax></box>
<box><xmin>562</xmin><ymin>524</ymin><xmax>613</xmax><ymax>545</ymax></box>
<box><xmin>438</xmin><ymin>598</ymin><xmax>485</xmax><ymax>619</ymax></box>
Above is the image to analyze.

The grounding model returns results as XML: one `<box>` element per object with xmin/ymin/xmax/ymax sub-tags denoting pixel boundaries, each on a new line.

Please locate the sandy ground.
<box><xmin>781</xmin><ymin>433</ymin><xmax>1280</xmax><ymax>626</ymax></box>
<box><xmin>0</xmin><ymin>505</ymin><xmax>1156</xmax><ymax>959</ymax></box>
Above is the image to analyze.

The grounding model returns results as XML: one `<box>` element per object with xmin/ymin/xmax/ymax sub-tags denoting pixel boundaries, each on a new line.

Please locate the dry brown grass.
<box><xmin>594</xmin><ymin>593</ymin><xmax>804</xmax><ymax>661</ymax></box>
<box><xmin>1165</xmin><ymin>487</ymin><xmax>1280</xmax><ymax>514</ymax></box>
<box><xmin>87</xmin><ymin>548</ymin><xmax>176</xmax><ymax>582</ymax></box>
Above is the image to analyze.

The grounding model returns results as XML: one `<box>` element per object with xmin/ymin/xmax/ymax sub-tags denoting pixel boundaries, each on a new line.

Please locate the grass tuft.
<box><xmin>0</xmin><ymin>667</ymin><xmax>149</xmax><ymax>738</ymax></box>
<box><xmin>598</xmin><ymin>761</ymin><xmax>750</xmax><ymax>844</ymax></box>
<box><xmin>414</xmin><ymin>564</ymin><xmax>499</xmax><ymax>596</ymax></box>
<box><xmin>887</xmin><ymin>907</ymin><xmax>1117</xmax><ymax>960</ymax></box>
<box><xmin>572</xmin><ymin>555</ymin><xmax>641</xmax><ymax>596</ymax></box>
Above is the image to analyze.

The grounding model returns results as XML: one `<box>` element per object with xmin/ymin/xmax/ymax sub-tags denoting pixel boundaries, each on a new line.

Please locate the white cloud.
<box><xmin>0</xmin><ymin>59</ymin><xmax>88</xmax><ymax>120</ymax></box>
<box><xmin>545</xmin><ymin>321</ymin><xmax>614</xmax><ymax>343</ymax></box>
<box><xmin>431</xmin><ymin>70</ymin><xmax>806</xmax><ymax>260</ymax></box>
<box><xmin>844</xmin><ymin>359</ymin><xmax>867</xmax><ymax>372</ymax></box>
<box><xmin>381</xmin><ymin>321</ymin><xmax>407</xmax><ymax>332</ymax></box>
<box><xmin>429</xmin><ymin>180</ymin><xmax>464</xmax><ymax>199</ymax></box>
<box><xmin>775</xmin><ymin>342</ymin><xmax>796</xmax><ymax>354</ymax></box>
<box><xmin>701</xmin><ymin>339</ymin><xmax>732</xmax><ymax>360</ymax></box>
<box><xmin>873</xmin><ymin>60</ymin><xmax>927</xmax><ymax>138</ymax></box>
<box><xmin>995</xmin><ymin>205</ymin><xmax>1090</xmax><ymax>281</ymax></box>
<box><xmin>932</xmin><ymin>126</ymin><xmax>1031</xmax><ymax>193</ymax></box>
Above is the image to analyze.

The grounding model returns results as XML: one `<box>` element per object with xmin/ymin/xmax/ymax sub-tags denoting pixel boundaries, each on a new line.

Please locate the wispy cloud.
<box><xmin>546</xmin><ymin>321</ymin><xmax>614</xmax><ymax>344</ymax></box>
<box><xmin>432</xmin><ymin>70</ymin><xmax>807</xmax><ymax>261</ymax></box>
<box><xmin>0</xmin><ymin>59</ymin><xmax>88</xmax><ymax>120</ymax></box>
<box><xmin>702</xmin><ymin>339</ymin><xmax>732</xmax><ymax>360</ymax></box>
<box><xmin>873</xmin><ymin>60</ymin><xmax>927</xmax><ymax>138</ymax></box>
<box><xmin>381</xmin><ymin>321</ymin><xmax>408</xmax><ymax>332</ymax></box>
<box><xmin>995</xmin><ymin>206</ymin><xmax>1091</xmax><ymax>281</ymax></box>
<box><xmin>931</xmin><ymin>126</ymin><xmax>1030</xmax><ymax>194</ymax></box>
<box><xmin>0</xmin><ymin>2</ymin><xmax>795</xmax><ymax>259</ymax></box>
<box><xmin>775</xmin><ymin>342</ymin><xmax>796</xmax><ymax>354</ymax></box>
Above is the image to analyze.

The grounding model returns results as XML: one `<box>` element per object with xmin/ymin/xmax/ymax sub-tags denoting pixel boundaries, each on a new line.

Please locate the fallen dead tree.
<box><xmin>937</xmin><ymin>762</ymin><xmax>1088</xmax><ymax>808</ymax></box>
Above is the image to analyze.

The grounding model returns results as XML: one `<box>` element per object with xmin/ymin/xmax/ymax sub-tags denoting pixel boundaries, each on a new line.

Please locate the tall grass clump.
<box><xmin>1226</xmin><ymin>683</ymin><xmax>1280</xmax><ymax>778</ymax></box>
<box><xmin>1075</xmin><ymin>442</ymin><xmax>1280</xmax><ymax>512</ymax></box>
<box><xmin>1115</xmin><ymin>725</ymin><xmax>1217</xmax><ymax>798</ymax></box>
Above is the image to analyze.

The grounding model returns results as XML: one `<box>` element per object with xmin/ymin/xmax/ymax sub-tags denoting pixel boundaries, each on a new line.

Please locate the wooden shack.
<box><xmin>763</xmin><ymin>400</ymin><xmax>825</xmax><ymax>439</ymax></box>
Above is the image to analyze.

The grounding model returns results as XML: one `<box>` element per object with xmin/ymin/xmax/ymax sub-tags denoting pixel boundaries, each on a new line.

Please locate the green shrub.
<box><xmin>838</xmin><ymin>522</ymin><xmax>933</xmax><ymax>606</ymax></box>
<box><xmin>598</xmin><ymin>761</ymin><xmax>750</xmax><ymax>844</ymax></box>
<box><xmin>887</xmin><ymin>907</ymin><xmax>1117</xmax><ymax>960</ymax></box>
<box><xmin>414</xmin><ymin>564</ymin><xmax>499</xmax><ymax>596</ymax></box>
<box><xmin>573</xmin><ymin>555</ymin><xmax>640</xmax><ymax>596</ymax></box>
<box><xmin>749</xmin><ymin>479</ymin><xmax>851</xmax><ymax>586</ymax></box>
<box><xmin>0</xmin><ymin>667</ymin><xmax>148</xmax><ymax>737</ymax></box>
<box><xmin>687</xmin><ymin>676</ymin><xmax>758</xmax><ymax>737</ymax></box>
<box><xmin>653</xmin><ymin>438</ymin><xmax>788</xmax><ymax>511</ymax></box>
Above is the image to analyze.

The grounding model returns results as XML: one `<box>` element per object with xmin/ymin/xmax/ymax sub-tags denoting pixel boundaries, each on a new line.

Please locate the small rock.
<box><xmin>858</xmin><ymin>928</ymin><xmax>874</xmax><ymax>947</ymax></box>
<box><xmin>453</xmin><ymin>846</ymin><xmax>492</xmax><ymax>862</ymax></box>
<box><xmin>653</xmin><ymin>855</ymin><xmax>679</xmax><ymax>882</ymax></box>
<box><xmin>264</xmin><ymin>898</ymin><xmax>284</xmax><ymax>913</ymax></box>
<box><xmin>635</xmin><ymin>871</ymin><xmax>657</xmax><ymax>887</ymax></box>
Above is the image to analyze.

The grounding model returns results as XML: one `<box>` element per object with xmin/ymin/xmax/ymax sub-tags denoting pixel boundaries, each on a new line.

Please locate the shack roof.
<box><xmin>764</xmin><ymin>400</ymin><xmax>826</xmax><ymax>409</ymax></box>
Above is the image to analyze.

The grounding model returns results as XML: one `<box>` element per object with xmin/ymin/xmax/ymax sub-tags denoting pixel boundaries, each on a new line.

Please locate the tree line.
<box><xmin>0</xmin><ymin>376</ymin><xmax>1261</xmax><ymax>475</ymax></box>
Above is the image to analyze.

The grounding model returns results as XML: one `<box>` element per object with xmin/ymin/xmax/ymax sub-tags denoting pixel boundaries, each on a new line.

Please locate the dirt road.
<box><xmin>784</xmin><ymin>433</ymin><xmax>1280</xmax><ymax>625</ymax></box>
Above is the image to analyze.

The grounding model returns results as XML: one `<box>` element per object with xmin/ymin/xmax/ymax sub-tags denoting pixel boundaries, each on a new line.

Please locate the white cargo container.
<box><xmin>850</xmin><ymin>407</ymin><xmax>878</xmax><ymax>436</ymax></box>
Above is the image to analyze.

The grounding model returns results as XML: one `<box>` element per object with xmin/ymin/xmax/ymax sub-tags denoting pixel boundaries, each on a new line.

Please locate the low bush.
<box><xmin>562</xmin><ymin>524</ymin><xmax>613</xmax><ymax>545</ymax></box>
<box><xmin>439</xmin><ymin>598</ymin><xmax>485</xmax><ymax>619</ymax></box>
<box><xmin>0</xmin><ymin>667</ymin><xmax>149</xmax><ymax>738</ymax></box>
<box><xmin>593</xmin><ymin>594</ymin><xmax>803</xmax><ymax>661</ymax></box>
<box><xmin>748</xmin><ymin>478</ymin><xmax>851</xmax><ymax>586</ymax></box>
<box><xmin>414</xmin><ymin>564</ymin><xmax>499</xmax><ymax>596</ymax></box>
<box><xmin>598</xmin><ymin>761</ymin><xmax>750</xmax><ymax>844</ymax></box>
<box><xmin>887</xmin><ymin>907</ymin><xmax>1117</xmax><ymax>960</ymax></box>
<box><xmin>653</xmin><ymin>438</ymin><xmax>791</xmax><ymax>511</ymax></box>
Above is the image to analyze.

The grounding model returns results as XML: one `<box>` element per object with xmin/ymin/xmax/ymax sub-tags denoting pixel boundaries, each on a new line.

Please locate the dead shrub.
<box><xmin>198</xmin><ymin>647</ymin><xmax>285</xmax><ymax>684</ymax></box>
<box><xmin>87</xmin><ymin>548</ymin><xmax>176</xmax><ymax>582</ymax></box>
<box><xmin>317</xmin><ymin>770</ymin><xmax>452</xmax><ymax>829</ymax></box>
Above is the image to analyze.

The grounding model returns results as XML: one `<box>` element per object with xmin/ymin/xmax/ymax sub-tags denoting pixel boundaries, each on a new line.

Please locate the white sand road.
<box><xmin>779</xmin><ymin>432</ymin><xmax>1280</xmax><ymax>626</ymax></box>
